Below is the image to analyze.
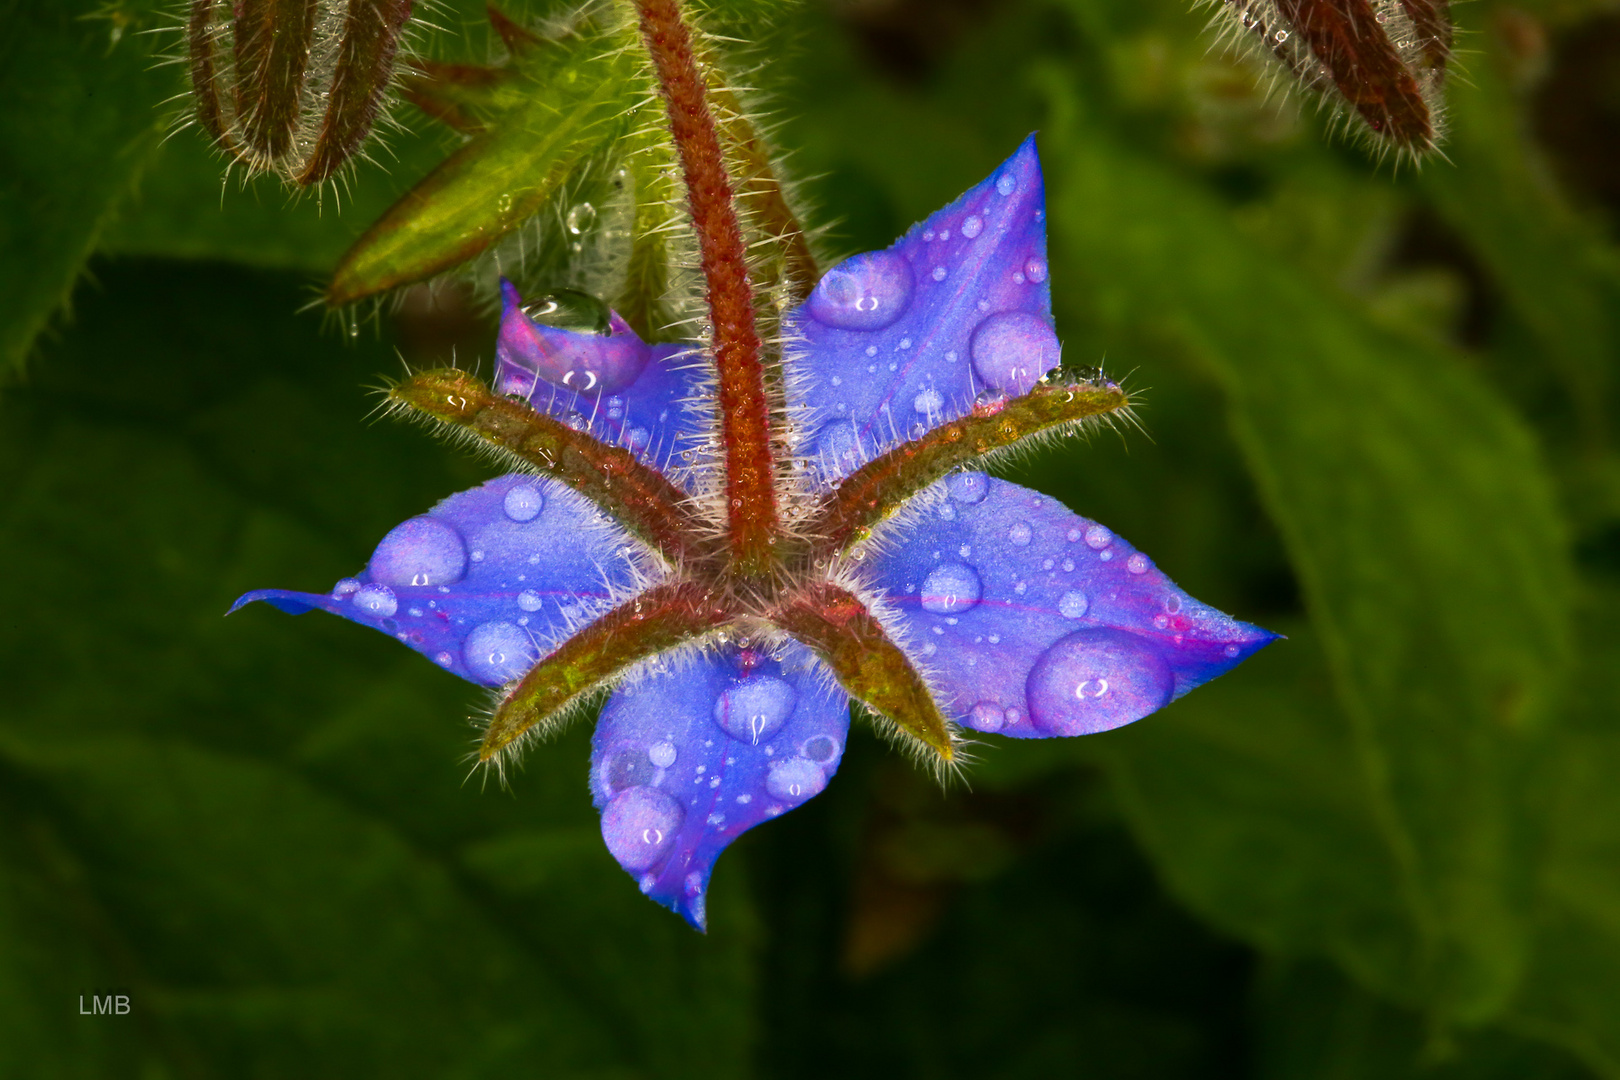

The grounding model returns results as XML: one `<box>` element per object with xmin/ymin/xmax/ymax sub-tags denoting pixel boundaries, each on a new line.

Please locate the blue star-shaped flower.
<box><xmin>236</xmin><ymin>138</ymin><xmax>1275</xmax><ymax>929</ymax></box>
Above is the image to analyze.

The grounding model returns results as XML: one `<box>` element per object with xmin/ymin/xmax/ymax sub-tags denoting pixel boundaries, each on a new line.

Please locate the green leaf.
<box><xmin>1043</xmin><ymin>81</ymin><xmax>1575</xmax><ymax>1022</ymax></box>
<box><xmin>327</xmin><ymin>15</ymin><xmax>645</xmax><ymax>305</ymax></box>
<box><xmin>0</xmin><ymin>0</ymin><xmax>171</xmax><ymax>374</ymax></box>
<box><xmin>0</xmin><ymin>259</ymin><xmax>756</xmax><ymax>1077</ymax></box>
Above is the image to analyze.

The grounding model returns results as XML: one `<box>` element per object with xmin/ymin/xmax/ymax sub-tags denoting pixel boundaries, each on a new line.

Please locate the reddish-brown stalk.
<box><xmin>635</xmin><ymin>0</ymin><xmax>780</xmax><ymax>576</ymax></box>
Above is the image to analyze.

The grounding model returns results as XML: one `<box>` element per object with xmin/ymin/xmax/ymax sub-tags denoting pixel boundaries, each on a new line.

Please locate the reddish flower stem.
<box><xmin>635</xmin><ymin>0</ymin><xmax>779</xmax><ymax>574</ymax></box>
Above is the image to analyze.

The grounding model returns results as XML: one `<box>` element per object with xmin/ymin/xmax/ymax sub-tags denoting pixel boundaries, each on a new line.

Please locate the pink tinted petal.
<box><xmin>232</xmin><ymin>474</ymin><xmax>641</xmax><ymax>686</ymax></box>
<box><xmin>590</xmin><ymin>643</ymin><xmax>851</xmax><ymax>929</ymax></box>
<box><xmin>866</xmin><ymin>476</ymin><xmax>1277</xmax><ymax>738</ymax></box>
<box><xmin>787</xmin><ymin>136</ymin><xmax>1055</xmax><ymax>488</ymax></box>
<box><xmin>494</xmin><ymin>279</ymin><xmax>705</xmax><ymax>483</ymax></box>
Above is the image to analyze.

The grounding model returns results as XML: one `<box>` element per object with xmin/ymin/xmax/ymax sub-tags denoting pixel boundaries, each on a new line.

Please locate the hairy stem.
<box><xmin>482</xmin><ymin>581</ymin><xmax>734</xmax><ymax>759</ymax></box>
<box><xmin>390</xmin><ymin>369</ymin><xmax>705</xmax><ymax>565</ymax></box>
<box><xmin>635</xmin><ymin>0</ymin><xmax>780</xmax><ymax>573</ymax></box>
<box><xmin>806</xmin><ymin>380</ymin><xmax>1128</xmax><ymax>562</ymax></box>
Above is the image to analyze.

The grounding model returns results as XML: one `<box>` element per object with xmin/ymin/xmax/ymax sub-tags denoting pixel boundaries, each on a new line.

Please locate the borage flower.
<box><xmin>236</xmin><ymin>1</ymin><xmax>1274</xmax><ymax>929</ymax></box>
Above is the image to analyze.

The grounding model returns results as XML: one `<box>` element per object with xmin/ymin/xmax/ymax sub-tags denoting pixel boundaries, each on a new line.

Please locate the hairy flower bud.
<box><xmin>1211</xmin><ymin>0</ymin><xmax>1452</xmax><ymax>155</ymax></box>
<box><xmin>187</xmin><ymin>0</ymin><xmax>414</xmax><ymax>185</ymax></box>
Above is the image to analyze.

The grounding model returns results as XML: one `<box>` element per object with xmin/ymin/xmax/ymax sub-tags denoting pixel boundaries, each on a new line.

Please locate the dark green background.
<box><xmin>5</xmin><ymin>0</ymin><xmax>1620</xmax><ymax>1075</ymax></box>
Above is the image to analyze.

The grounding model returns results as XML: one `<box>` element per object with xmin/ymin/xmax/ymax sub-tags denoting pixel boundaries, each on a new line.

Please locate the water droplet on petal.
<box><xmin>996</xmin><ymin>173</ymin><xmax>1016</xmax><ymax>196</ymax></box>
<box><xmin>369</xmin><ymin>517</ymin><xmax>467</xmax><ymax>588</ymax></box>
<box><xmin>332</xmin><ymin>578</ymin><xmax>362</xmax><ymax>599</ymax></box>
<box><xmin>947</xmin><ymin>471</ymin><xmax>989</xmax><ymax>504</ymax></box>
<box><xmin>814</xmin><ymin>418</ymin><xmax>861</xmax><ymax>479</ymax></box>
<box><xmin>1008</xmin><ymin>521</ymin><xmax>1033</xmax><ymax>546</ymax></box>
<box><xmin>920</xmin><ymin>563</ymin><xmax>982</xmax><ymax>614</ymax></box>
<box><xmin>970</xmin><ymin>311</ymin><xmax>1059</xmax><ymax>395</ymax></box>
<box><xmin>1224</xmin><ymin>644</ymin><xmax>1241</xmax><ymax>658</ymax></box>
<box><xmin>517</xmin><ymin>590</ymin><xmax>544</xmax><ymax>612</ymax></box>
<box><xmin>626</xmin><ymin>425</ymin><xmax>651</xmax><ymax>451</ymax></box>
<box><xmin>1025</xmin><ymin>256</ymin><xmax>1048</xmax><ymax>283</ymax></box>
<box><xmin>807</xmin><ymin>250</ymin><xmax>914</xmax><ymax>331</ymax></box>
<box><xmin>1084</xmin><ymin>524</ymin><xmax>1113</xmax><ymax>549</ymax></box>
<box><xmin>601</xmin><ymin>786</ymin><xmax>682</xmax><ymax>871</ymax></box>
<box><xmin>961</xmin><ymin>215</ymin><xmax>983</xmax><ymax>239</ymax></box>
<box><xmin>463</xmin><ymin>621</ymin><xmax>536</xmax><ymax>683</ymax></box>
<box><xmin>913</xmin><ymin>388</ymin><xmax>944</xmax><ymax>414</ymax></box>
<box><xmin>603</xmin><ymin>744</ymin><xmax>655</xmax><ymax>792</ymax></box>
<box><xmin>714</xmin><ymin>676</ymin><xmax>798</xmax><ymax>744</ymax></box>
<box><xmin>1127</xmin><ymin>553</ymin><xmax>1152</xmax><ymax>574</ymax></box>
<box><xmin>649</xmin><ymin>741</ymin><xmax>678</xmax><ymax>768</ymax></box>
<box><xmin>931</xmin><ymin>266</ymin><xmax>948</xmax><ymax>282</ymax></box>
<box><xmin>801</xmin><ymin>735</ymin><xmax>840</xmax><ymax>763</ymax></box>
<box><xmin>1058</xmin><ymin>591</ymin><xmax>1089</xmax><ymax>618</ymax></box>
<box><xmin>354</xmin><ymin>584</ymin><xmax>398</xmax><ymax>618</ymax></box>
<box><xmin>1026</xmin><ymin>629</ymin><xmax>1174</xmax><ymax>736</ymax></box>
<box><xmin>967</xmin><ymin>701</ymin><xmax>1005</xmax><ymax>732</ymax></box>
<box><xmin>503</xmin><ymin>484</ymin><xmax>544</xmax><ymax>522</ymax></box>
<box><xmin>766</xmin><ymin>759</ymin><xmax>826</xmax><ymax>802</ymax></box>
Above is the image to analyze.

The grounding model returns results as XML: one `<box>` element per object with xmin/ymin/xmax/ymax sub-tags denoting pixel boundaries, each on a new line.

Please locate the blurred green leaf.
<box><xmin>1043</xmin><ymin>78</ymin><xmax>1575</xmax><ymax>1023</ymax></box>
<box><xmin>0</xmin><ymin>259</ymin><xmax>756</xmax><ymax>1078</ymax></box>
<box><xmin>0</xmin><ymin>0</ymin><xmax>171</xmax><ymax>374</ymax></box>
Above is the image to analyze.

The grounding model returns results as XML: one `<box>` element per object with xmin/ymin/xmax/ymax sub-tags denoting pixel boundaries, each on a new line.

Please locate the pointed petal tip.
<box><xmin>229</xmin><ymin>589</ymin><xmax>318</xmax><ymax>616</ymax></box>
<box><xmin>499</xmin><ymin>277</ymin><xmax>522</xmax><ymax>310</ymax></box>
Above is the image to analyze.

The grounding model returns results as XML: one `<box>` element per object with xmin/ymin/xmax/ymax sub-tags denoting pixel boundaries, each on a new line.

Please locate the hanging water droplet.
<box><xmin>920</xmin><ymin>563</ymin><xmax>982</xmax><ymax>614</ymax></box>
<box><xmin>601</xmin><ymin>786</ymin><xmax>683</xmax><ymax>871</ymax></box>
<box><xmin>714</xmin><ymin>676</ymin><xmax>798</xmax><ymax>744</ymax></box>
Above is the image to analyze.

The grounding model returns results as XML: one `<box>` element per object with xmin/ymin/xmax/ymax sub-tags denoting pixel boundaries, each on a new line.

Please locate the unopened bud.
<box><xmin>188</xmin><ymin>0</ymin><xmax>414</xmax><ymax>185</ymax></box>
<box><xmin>1212</xmin><ymin>0</ymin><xmax>1452</xmax><ymax>155</ymax></box>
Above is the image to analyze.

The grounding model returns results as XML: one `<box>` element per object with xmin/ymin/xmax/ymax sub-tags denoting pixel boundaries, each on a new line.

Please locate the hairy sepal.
<box><xmin>482</xmin><ymin>581</ymin><xmax>733</xmax><ymax>760</ymax></box>
<box><xmin>389</xmin><ymin>369</ymin><xmax>704</xmax><ymax>564</ymax></box>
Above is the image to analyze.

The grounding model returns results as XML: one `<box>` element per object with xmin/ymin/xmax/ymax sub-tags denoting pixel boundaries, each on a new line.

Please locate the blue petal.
<box><xmin>589</xmin><ymin>643</ymin><xmax>851</xmax><ymax>929</ymax></box>
<box><xmin>233</xmin><ymin>474</ymin><xmax>643</xmax><ymax>686</ymax></box>
<box><xmin>493</xmin><ymin>279</ymin><xmax>706</xmax><ymax>483</ymax></box>
<box><xmin>866</xmin><ymin>476</ymin><xmax>1277</xmax><ymax>737</ymax></box>
<box><xmin>786</xmin><ymin>135</ymin><xmax>1054</xmax><ymax>487</ymax></box>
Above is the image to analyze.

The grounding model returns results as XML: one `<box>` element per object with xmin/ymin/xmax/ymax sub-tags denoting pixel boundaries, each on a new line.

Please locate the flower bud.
<box><xmin>1213</xmin><ymin>0</ymin><xmax>1452</xmax><ymax>155</ymax></box>
<box><xmin>187</xmin><ymin>0</ymin><xmax>414</xmax><ymax>185</ymax></box>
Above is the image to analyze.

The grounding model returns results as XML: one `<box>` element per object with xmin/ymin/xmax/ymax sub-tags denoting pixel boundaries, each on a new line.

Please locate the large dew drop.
<box><xmin>1025</xmin><ymin>628</ymin><xmax>1174</xmax><ymax>737</ymax></box>
<box><xmin>766</xmin><ymin>759</ymin><xmax>826</xmax><ymax>802</ymax></box>
<box><xmin>368</xmin><ymin>516</ymin><xmax>467</xmax><ymax>588</ymax></box>
<box><xmin>714</xmin><ymin>675</ymin><xmax>798</xmax><ymax>744</ymax></box>
<box><xmin>920</xmin><ymin>562</ymin><xmax>982</xmax><ymax>614</ymax></box>
<box><xmin>969</xmin><ymin>311</ymin><xmax>1059</xmax><ymax>395</ymax></box>
<box><xmin>463</xmin><ymin>621</ymin><xmax>537</xmax><ymax>684</ymax></box>
<box><xmin>807</xmin><ymin>250</ymin><xmax>914</xmax><ymax>331</ymax></box>
<box><xmin>601</xmin><ymin>786</ymin><xmax>683</xmax><ymax>871</ymax></box>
